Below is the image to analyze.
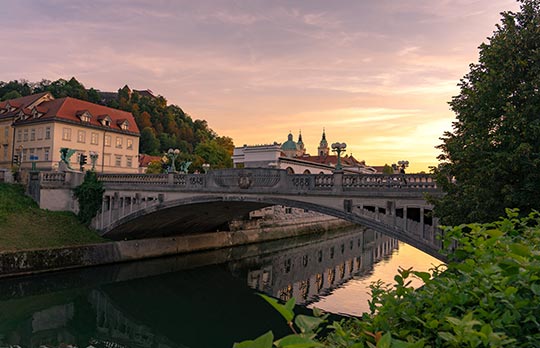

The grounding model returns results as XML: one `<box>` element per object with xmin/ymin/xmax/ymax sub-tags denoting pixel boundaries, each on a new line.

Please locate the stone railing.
<box><xmin>342</xmin><ymin>174</ymin><xmax>437</xmax><ymax>190</ymax></box>
<box><xmin>98</xmin><ymin>173</ymin><xmax>169</xmax><ymax>185</ymax></box>
<box><xmin>41</xmin><ymin>172</ymin><xmax>66</xmax><ymax>183</ymax></box>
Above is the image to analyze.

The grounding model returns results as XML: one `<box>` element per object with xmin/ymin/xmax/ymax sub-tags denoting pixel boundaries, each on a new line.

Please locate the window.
<box><xmin>22</xmin><ymin>149</ymin><xmax>27</xmax><ymax>161</ymax></box>
<box><xmin>23</xmin><ymin>129</ymin><xmax>28</xmax><ymax>142</ymax></box>
<box><xmin>17</xmin><ymin>130</ymin><xmax>21</xmax><ymax>142</ymax></box>
<box><xmin>126</xmin><ymin>156</ymin><xmax>133</xmax><ymax>168</ymax></box>
<box><xmin>44</xmin><ymin>147</ymin><xmax>50</xmax><ymax>161</ymax></box>
<box><xmin>115</xmin><ymin>155</ymin><xmax>122</xmax><ymax>167</ymax></box>
<box><xmin>37</xmin><ymin>127</ymin><xmax>43</xmax><ymax>140</ymax></box>
<box><xmin>3</xmin><ymin>145</ymin><xmax>7</xmax><ymax>160</ymax></box>
<box><xmin>105</xmin><ymin>135</ymin><xmax>111</xmax><ymax>147</ymax></box>
<box><xmin>4</xmin><ymin>127</ymin><xmax>8</xmax><ymax>140</ymax></box>
<box><xmin>77</xmin><ymin>130</ymin><xmax>86</xmax><ymax>143</ymax></box>
<box><xmin>62</xmin><ymin>128</ymin><xmax>71</xmax><ymax>141</ymax></box>
<box><xmin>115</xmin><ymin>136</ymin><xmax>122</xmax><ymax>148</ymax></box>
<box><xmin>30</xmin><ymin>129</ymin><xmax>35</xmax><ymax>141</ymax></box>
<box><xmin>91</xmin><ymin>132</ymin><xmax>99</xmax><ymax>145</ymax></box>
<box><xmin>127</xmin><ymin>138</ymin><xmax>133</xmax><ymax>150</ymax></box>
<box><xmin>45</xmin><ymin>127</ymin><xmax>51</xmax><ymax>140</ymax></box>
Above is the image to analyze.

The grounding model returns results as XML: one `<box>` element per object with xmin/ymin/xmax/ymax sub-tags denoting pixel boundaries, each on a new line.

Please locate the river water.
<box><xmin>0</xmin><ymin>226</ymin><xmax>442</xmax><ymax>348</ymax></box>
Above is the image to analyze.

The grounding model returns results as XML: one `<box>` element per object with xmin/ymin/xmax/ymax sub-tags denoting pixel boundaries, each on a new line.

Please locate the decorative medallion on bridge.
<box><xmin>238</xmin><ymin>174</ymin><xmax>253</xmax><ymax>189</ymax></box>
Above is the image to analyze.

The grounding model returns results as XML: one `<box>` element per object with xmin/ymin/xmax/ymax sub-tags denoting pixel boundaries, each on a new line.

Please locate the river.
<box><xmin>0</xmin><ymin>226</ymin><xmax>442</xmax><ymax>348</ymax></box>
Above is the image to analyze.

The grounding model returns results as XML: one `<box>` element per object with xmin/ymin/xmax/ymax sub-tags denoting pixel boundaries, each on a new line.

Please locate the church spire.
<box><xmin>318</xmin><ymin>128</ymin><xmax>329</xmax><ymax>157</ymax></box>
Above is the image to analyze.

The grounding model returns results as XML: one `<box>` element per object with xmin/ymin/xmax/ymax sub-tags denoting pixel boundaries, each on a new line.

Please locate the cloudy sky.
<box><xmin>0</xmin><ymin>0</ymin><xmax>519</xmax><ymax>171</ymax></box>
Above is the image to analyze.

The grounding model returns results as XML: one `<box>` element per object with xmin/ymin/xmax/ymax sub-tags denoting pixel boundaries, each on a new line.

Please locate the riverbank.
<box><xmin>0</xmin><ymin>217</ymin><xmax>352</xmax><ymax>278</ymax></box>
<box><xmin>0</xmin><ymin>183</ymin><xmax>105</xmax><ymax>251</ymax></box>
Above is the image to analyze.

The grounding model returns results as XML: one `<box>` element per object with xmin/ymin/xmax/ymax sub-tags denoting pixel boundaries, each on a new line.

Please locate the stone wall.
<box><xmin>0</xmin><ymin>218</ymin><xmax>353</xmax><ymax>278</ymax></box>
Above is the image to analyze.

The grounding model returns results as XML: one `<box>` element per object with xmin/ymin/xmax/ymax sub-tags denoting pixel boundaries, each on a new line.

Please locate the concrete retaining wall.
<box><xmin>0</xmin><ymin>218</ymin><xmax>352</xmax><ymax>278</ymax></box>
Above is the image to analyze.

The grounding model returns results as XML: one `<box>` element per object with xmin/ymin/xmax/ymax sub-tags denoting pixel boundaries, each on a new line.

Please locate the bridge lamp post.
<box><xmin>331</xmin><ymin>142</ymin><xmax>347</xmax><ymax>171</ymax></box>
<box><xmin>202</xmin><ymin>163</ymin><xmax>210</xmax><ymax>174</ymax></box>
<box><xmin>398</xmin><ymin>160</ymin><xmax>409</xmax><ymax>174</ymax></box>
<box><xmin>167</xmin><ymin>148</ymin><xmax>180</xmax><ymax>173</ymax></box>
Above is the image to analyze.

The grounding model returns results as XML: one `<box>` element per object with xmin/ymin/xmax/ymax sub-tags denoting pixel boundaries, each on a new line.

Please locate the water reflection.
<box><xmin>0</xmin><ymin>226</ymin><xmax>440</xmax><ymax>348</ymax></box>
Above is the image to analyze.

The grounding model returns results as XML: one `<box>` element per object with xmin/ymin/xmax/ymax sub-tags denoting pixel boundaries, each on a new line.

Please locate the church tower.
<box><xmin>318</xmin><ymin>128</ymin><xmax>329</xmax><ymax>156</ymax></box>
<box><xmin>297</xmin><ymin>131</ymin><xmax>305</xmax><ymax>156</ymax></box>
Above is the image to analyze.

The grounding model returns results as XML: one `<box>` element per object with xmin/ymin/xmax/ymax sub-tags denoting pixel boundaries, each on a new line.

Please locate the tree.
<box><xmin>382</xmin><ymin>164</ymin><xmax>394</xmax><ymax>174</ymax></box>
<box><xmin>139</xmin><ymin>127</ymin><xmax>160</xmax><ymax>155</ymax></box>
<box><xmin>432</xmin><ymin>0</ymin><xmax>540</xmax><ymax>225</ymax></box>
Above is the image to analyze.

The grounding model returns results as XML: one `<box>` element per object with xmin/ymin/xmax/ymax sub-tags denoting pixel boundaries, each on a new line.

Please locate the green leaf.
<box><xmin>274</xmin><ymin>334</ymin><xmax>324</xmax><ymax>348</ymax></box>
<box><xmin>376</xmin><ymin>332</ymin><xmax>392</xmax><ymax>348</ymax></box>
<box><xmin>294</xmin><ymin>315</ymin><xmax>324</xmax><ymax>333</ymax></box>
<box><xmin>259</xmin><ymin>294</ymin><xmax>295</xmax><ymax>323</ymax></box>
<box><xmin>509</xmin><ymin>243</ymin><xmax>531</xmax><ymax>257</ymax></box>
<box><xmin>531</xmin><ymin>283</ymin><xmax>540</xmax><ymax>295</ymax></box>
<box><xmin>412</xmin><ymin>271</ymin><xmax>431</xmax><ymax>283</ymax></box>
<box><xmin>504</xmin><ymin>286</ymin><xmax>517</xmax><ymax>297</ymax></box>
<box><xmin>233</xmin><ymin>331</ymin><xmax>274</xmax><ymax>348</ymax></box>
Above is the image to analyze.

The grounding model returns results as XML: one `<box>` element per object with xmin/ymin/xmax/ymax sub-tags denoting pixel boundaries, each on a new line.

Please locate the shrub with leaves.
<box><xmin>73</xmin><ymin>171</ymin><xmax>105</xmax><ymax>225</ymax></box>
<box><xmin>235</xmin><ymin>209</ymin><xmax>540</xmax><ymax>347</ymax></box>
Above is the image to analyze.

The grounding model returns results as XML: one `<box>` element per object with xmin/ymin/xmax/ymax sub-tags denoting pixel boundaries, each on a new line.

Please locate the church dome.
<box><xmin>281</xmin><ymin>132</ymin><xmax>298</xmax><ymax>151</ymax></box>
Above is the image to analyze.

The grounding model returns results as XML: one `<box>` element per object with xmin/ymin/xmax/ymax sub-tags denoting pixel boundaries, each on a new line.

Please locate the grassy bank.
<box><xmin>0</xmin><ymin>183</ymin><xmax>105</xmax><ymax>251</ymax></box>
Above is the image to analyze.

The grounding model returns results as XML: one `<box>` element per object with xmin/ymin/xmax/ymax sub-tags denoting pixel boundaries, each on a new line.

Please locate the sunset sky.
<box><xmin>0</xmin><ymin>0</ymin><xmax>519</xmax><ymax>172</ymax></box>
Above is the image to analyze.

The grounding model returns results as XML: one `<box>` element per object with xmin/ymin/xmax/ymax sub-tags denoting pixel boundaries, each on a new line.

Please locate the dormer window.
<box><xmin>117</xmin><ymin>119</ymin><xmax>130</xmax><ymax>131</ymax></box>
<box><xmin>98</xmin><ymin>114</ymin><xmax>112</xmax><ymax>127</ymax></box>
<box><xmin>76</xmin><ymin>110</ymin><xmax>92</xmax><ymax>123</ymax></box>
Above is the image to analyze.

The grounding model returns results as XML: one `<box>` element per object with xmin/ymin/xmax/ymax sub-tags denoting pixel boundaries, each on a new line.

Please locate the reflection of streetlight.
<box><xmin>202</xmin><ymin>163</ymin><xmax>210</xmax><ymax>174</ymax></box>
<box><xmin>167</xmin><ymin>148</ymin><xmax>180</xmax><ymax>173</ymax></box>
<box><xmin>331</xmin><ymin>142</ymin><xmax>347</xmax><ymax>171</ymax></box>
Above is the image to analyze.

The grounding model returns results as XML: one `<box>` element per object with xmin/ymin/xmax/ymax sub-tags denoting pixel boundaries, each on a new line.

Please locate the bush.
<box><xmin>73</xmin><ymin>171</ymin><xmax>104</xmax><ymax>225</ymax></box>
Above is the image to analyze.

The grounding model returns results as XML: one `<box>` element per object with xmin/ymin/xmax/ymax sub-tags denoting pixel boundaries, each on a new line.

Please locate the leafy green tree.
<box><xmin>432</xmin><ymin>0</ymin><xmax>540</xmax><ymax>225</ymax></box>
<box><xmin>140</xmin><ymin>127</ymin><xmax>160</xmax><ymax>155</ymax></box>
<box><xmin>382</xmin><ymin>164</ymin><xmax>394</xmax><ymax>174</ymax></box>
<box><xmin>73</xmin><ymin>171</ymin><xmax>105</xmax><ymax>225</ymax></box>
<box><xmin>194</xmin><ymin>139</ymin><xmax>233</xmax><ymax>169</ymax></box>
<box><xmin>1</xmin><ymin>90</ymin><xmax>22</xmax><ymax>101</ymax></box>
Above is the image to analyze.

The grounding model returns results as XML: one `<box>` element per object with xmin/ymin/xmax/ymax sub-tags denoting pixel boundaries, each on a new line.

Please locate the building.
<box><xmin>232</xmin><ymin>130</ymin><xmax>377</xmax><ymax>174</ymax></box>
<box><xmin>0</xmin><ymin>92</ymin><xmax>140</xmax><ymax>173</ymax></box>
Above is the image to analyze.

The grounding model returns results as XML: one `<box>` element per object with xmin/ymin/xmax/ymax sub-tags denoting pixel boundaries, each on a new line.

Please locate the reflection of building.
<box><xmin>232</xmin><ymin>130</ymin><xmax>377</xmax><ymax>174</ymax></box>
<box><xmin>0</xmin><ymin>92</ymin><xmax>140</xmax><ymax>173</ymax></box>
<box><xmin>229</xmin><ymin>228</ymin><xmax>398</xmax><ymax>305</ymax></box>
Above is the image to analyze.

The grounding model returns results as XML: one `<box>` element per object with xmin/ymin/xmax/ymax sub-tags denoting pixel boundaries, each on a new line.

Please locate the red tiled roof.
<box><xmin>0</xmin><ymin>92</ymin><xmax>51</xmax><ymax>114</ymax></box>
<box><xmin>15</xmin><ymin>97</ymin><xmax>140</xmax><ymax>134</ymax></box>
<box><xmin>139</xmin><ymin>154</ymin><xmax>162</xmax><ymax>167</ymax></box>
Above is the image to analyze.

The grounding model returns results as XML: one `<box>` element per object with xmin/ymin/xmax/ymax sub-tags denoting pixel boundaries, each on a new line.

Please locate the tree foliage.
<box><xmin>432</xmin><ymin>0</ymin><xmax>540</xmax><ymax>225</ymax></box>
<box><xmin>73</xmin><ymin>171</ymin><xmax>105</xmax><ymax>225</ymax></box>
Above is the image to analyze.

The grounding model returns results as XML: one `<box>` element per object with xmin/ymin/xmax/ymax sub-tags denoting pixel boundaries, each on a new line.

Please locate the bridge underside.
<box><xmin>103</xmin><ymin>201</ymin><xmax>271</xmax><ymax>240</ymax></box>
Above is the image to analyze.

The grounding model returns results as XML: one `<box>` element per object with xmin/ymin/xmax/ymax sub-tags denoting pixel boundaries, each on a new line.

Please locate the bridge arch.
<box><xmin>98</xmin><ymin>194</ymin><xmax>444</xmax><ymax>259</ymax></box>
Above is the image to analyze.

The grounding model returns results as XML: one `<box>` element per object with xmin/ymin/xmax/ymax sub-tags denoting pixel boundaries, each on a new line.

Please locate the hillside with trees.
<box><xmin>0</xmin><ymin>78</ymin><xmax>234</xmax><ymax>171</ymax></box>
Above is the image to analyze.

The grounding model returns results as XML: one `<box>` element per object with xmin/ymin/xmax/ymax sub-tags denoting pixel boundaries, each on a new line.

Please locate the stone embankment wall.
<box><xmin>0</xmin><ymin>217</ymin><xmax>351</xmax><ymax>278</ymax></box>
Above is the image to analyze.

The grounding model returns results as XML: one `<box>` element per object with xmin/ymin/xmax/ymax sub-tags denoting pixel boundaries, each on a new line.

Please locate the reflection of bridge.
<box><xmin>36</xmin><ymin>168</ymin><xmax>444</xmax><ymax>258</ymax></box>
<box><xmin>229</xmin><ymin>228</ymin><xmax>398</xmax><ymax>305</ymax></box>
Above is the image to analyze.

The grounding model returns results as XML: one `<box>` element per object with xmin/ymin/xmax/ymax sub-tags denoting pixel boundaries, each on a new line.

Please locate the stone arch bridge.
<box><xmin>37</xmin><ymin>168</ymin><xmax>444</xmax><ymax>258</ymax></box>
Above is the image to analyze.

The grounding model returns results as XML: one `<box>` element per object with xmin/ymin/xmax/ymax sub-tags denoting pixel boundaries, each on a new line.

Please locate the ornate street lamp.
<box><xmin>167</xmin><ymin>148</ymin><xmax>181</xmax><ymax>173</ymax></box>
<box><xmin>89</xmin><ymin>151</ymin><xmax>99</xmax><ymax>171</ymax></box>
<box><xmin>202</xmin><ymin>163</ymin><xmax>210</xmax><ymax>174</ymax></box>
<box><xmin>398</xmin><ymin>160</ymin><xmax>409</xmax><ymax>173</ymax></box>
<box><xmin>331</xmin><ymin>142</ymin><xmax>347</xmax><ymax>171</ymax></box>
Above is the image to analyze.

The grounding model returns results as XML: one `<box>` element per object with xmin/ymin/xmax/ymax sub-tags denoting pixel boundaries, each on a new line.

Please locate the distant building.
<box><xmin>138</xmin><ymin>154</ymin><xmax>162</xmax><ymax>173</ymax></box>
<box><xmin>232</xmin><ymin>130</ymin><xmax>377</xmax><ymax>174</ymax></box>
<box><xmin>0</xmin><ymin>92</ymin><xmax>140</xmax><ymax>173</ymax></box>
